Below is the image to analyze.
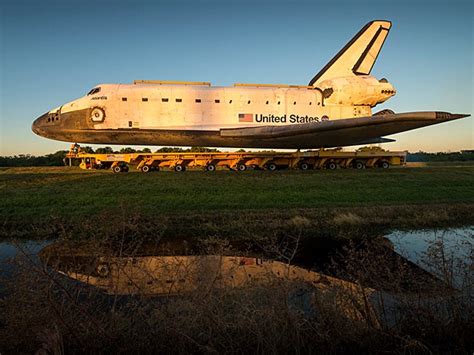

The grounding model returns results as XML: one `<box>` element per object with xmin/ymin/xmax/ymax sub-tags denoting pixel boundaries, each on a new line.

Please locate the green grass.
<box><xmin>1</xmin><ymin>165</ymin><xmax>473</xmax><ymax>217</ymax></box>
<box><xmin>1</xmin><ymin>165</ymin><xmax>473</xmax><ymax>240</ymax></box>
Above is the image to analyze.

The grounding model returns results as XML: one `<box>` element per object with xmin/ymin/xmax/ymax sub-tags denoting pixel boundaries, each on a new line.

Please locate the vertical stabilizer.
<box><xmin>309</xmin><ymin>20</ymin><xmax>391</xmax><ymax>86</ymax></box>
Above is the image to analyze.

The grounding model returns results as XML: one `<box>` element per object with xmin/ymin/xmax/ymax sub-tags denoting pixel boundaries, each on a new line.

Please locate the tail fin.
<box><xmin>309</xmin><ymin>20</ymin><xmax>392</xmax><ymax>86</ymax></box>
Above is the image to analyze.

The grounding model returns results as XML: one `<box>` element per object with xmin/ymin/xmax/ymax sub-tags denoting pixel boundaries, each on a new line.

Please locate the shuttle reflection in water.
<box><xmin>39</xmin><ymin>240</ymin><xmax>378</xmax><ymax>323</ymax></box>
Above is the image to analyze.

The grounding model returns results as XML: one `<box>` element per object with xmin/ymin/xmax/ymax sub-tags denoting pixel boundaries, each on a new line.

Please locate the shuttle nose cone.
<box><xmin>32</xmin><ymin>113</ymin><xmax>49</xmax><ymax>136</ymax></box>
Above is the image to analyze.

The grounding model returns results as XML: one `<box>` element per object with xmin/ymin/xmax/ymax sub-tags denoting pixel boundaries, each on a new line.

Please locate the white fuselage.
<box><xmin>55</xmin><ymin>76</ymin><xmax>394</xmax><ymax>132</ymax></box>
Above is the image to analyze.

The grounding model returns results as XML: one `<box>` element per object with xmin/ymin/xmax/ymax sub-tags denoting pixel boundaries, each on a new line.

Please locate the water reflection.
<box><xmin>43</xmin><ymin>253</ymin><xmax>350</xmax><ymax>296</ymax></box>
<box><xmin>1</xmin><ymin>231</ymin><xmax>471</xmax><ymax>353</ymax></box>
<box><xmin>23</xmin><ymin>234</ymin><xmax>458</xmax><ymax>296</ymax></box>
<box><xmin>0</xmin><ymin>232</ymin><xmax>470</xmax><ymax>347</ymax></box>
<box><xmin>39</xmin><ymin>234</ymin><xmax>471</xmax><ymax>325</ymax></box>
<box><xmin>39</xmin><ymin>240</ymin><xmax>380</xmax><ymax>323</ymax></box>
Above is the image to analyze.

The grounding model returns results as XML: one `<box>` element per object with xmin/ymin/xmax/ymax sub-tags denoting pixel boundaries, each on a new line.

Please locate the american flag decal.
<box><xmin>238</xmin><ymin>113</ymin><xmax>253</xmax><ymax>122</ymax></box>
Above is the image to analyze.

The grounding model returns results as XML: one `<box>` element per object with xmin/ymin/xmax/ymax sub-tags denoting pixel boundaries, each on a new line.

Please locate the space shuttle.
<box><xmin>32</xmin><ymin>20</ymin><xmax>469</xmax><ymax>149</ymax></box>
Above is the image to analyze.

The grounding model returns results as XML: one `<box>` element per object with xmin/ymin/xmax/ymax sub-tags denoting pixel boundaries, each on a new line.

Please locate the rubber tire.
<box><xmin>206</xmin><ymin>164</ymin><xmax>216</xmax><ymax>172</ymax></box>
<box><xmin>113</xmin><ymin>166</ymin><xmax>122</xmax><ymax>173</ymax></box>
<box><xmin>122</xmin><ymin>166</ymin><xmax>129</xmax><ymax>173</ymax></box>
<box><xmin>237</xmin><ymin>163</ymin><xmax>247</xmax><ymax>171</ymax></box>
<box><xmin>299</xmin><ymin>162</ymin><xmax>310</xmax><ymax>171</ymax></box>
<box><xmin>267</xmin><ymin>163</ymin><xmax>277</xmax><ymax>171</ymax></box>
<box><xmin>354</xmin><ymin>161</ymin><xmax>365</xmax><ymax>170</ymax></box>
<box><xmin>380</xmin><ymin>161</ymin><xmax>390</xmax><ymax>169</ymax></box>
<box><xmin>174</xmin><ymin>164</ymin><xmax>186</xmax><ymax>172</ymax></box>
<box><xmin>141</xmin><ymin>165</ymin><xmax>151</xmax><ymax>173</ymax></box>
<box><xmin>327</xmin><ymin>162</ymin><xmax>337</xmax><ymax>170</ymax></box>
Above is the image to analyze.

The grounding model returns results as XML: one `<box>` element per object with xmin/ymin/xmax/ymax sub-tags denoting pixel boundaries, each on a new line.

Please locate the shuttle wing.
<box><xmin>309</xmin><ymin>20</ymin><xmax>392</xmax><ymax>85</ymax></box>
<box><xmin>220</xmin><ymin>112</ymin><xmax>469</xmax><ymax>140</ymax></box>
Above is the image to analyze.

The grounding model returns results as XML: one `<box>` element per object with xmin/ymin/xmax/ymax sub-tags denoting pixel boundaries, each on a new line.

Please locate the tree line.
<box><xmin>406</xmin><ymin>151</ymin><xmax>474</xmax><ymax>162</ymax></box>
<box><xmin>0</xmin><ymin>147</ymin><xmax>472</xmax><ymax>167</ymax></box>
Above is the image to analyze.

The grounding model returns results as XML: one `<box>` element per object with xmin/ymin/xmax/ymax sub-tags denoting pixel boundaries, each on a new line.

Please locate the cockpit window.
<box><xmin>87</xmin><ymin>87</ymin><xmax>101</xmax><ymax>96</ymax></box>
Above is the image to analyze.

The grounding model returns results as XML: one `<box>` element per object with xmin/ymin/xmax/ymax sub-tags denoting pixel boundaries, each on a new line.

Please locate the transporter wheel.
<box><xmin>112</xmin><ymin>165</ymin><xmax>122</xmax><ymax>173</ymax></box>
<box><xmin>237</xmin><ymin>163</ymin><xmax>247</xmax><ymax>171</ymax></box>
<box><xmin>354</xmin><ymin>160</ymin><xmax>365</xmax><ymax>170</ymax></box>
<box><xmin>267</xmin><ymin>163</ymin><xmax>277</xmax><ymax>171</ymax></box>
<box><xmin>380</xmin><ymin>160</ymin><xmax>390</xmax><ymax>169</ymax></box>
<box><xmin>299</xmin><ymin>162</ymin><xmax>311</xmax><ymax>171</ymax></box>
<box><xmin>174</xmin><ymin>164</ymin><xmax>186</xmax><ymax>172</ymax></box>
<box><xmin>122</xmin><ymin>165</ymin><xmax>129</xmax><ymax>173</ymax></box>
<box><xmin>154</xmin><ymin>166</ymin><xmax>160</xmax><ymax>172</ymax></box>
<box><xmin>327</xmin><ymin>162</ymin><xmax>337</xmax><ymax>170</ymax></box>
<box><xmin>206</xmin><ymin>164</ymin><xmax>216</xmax><ymax>172</ymax></box>
<box><xmin>141</xmin><ymin>165</ymin><xmax>151</xmax><ymax>173</ymax></box>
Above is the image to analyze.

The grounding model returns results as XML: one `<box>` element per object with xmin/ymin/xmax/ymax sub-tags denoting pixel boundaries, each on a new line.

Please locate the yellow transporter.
<box><xmin>66</xmin><ymin>147</ymin><xmax>406</xmax><ymax>173</ymax></box>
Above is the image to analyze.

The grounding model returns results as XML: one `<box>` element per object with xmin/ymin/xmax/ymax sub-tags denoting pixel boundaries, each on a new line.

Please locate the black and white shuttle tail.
<box><xmin>309</xmin><ymin>20</ymin><xmax>392</xmax><ymax>86</ymax></box>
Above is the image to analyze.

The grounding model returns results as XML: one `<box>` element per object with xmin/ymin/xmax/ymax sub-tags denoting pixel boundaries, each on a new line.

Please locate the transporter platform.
<box><xmin>65</xmin><ymin>144</ymin><xmax>406</xmax><ymax>173</ymax></box>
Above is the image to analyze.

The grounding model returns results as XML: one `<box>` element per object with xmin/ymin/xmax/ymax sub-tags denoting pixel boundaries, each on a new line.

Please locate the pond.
<box><xmin>387</xmin><ymin>226</ymin><xmax>473</xmax><ymax>288</ymax></box>
<box><xmin>1</xmin><ymin>229</ymin><xmax>472</xmax><ymax>353</ymax></box>
<box><xmin>1</xmin><ymin>227</ymin><xmax>472</xmax><ymax>294</ymax></box>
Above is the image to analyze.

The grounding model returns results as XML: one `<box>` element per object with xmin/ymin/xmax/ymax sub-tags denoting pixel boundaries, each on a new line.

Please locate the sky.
<box><xmin>0</xmin><ymin>0</ymin><xmax>472</xmax><ymax>155</ymax></box>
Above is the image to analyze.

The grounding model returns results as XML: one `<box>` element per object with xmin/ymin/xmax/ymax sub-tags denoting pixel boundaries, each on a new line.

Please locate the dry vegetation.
<box><xmin>0</xmin><ymin>229</ymin><xmax>472</xmax><ymax>353</ymax></box>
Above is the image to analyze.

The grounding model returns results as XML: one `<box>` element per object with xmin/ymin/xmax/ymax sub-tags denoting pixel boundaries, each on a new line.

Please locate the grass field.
<box><xmin>1</xmin><ymin>165</ymin><xmax>473</xmax><ymax>239</ymax></box>
<box><xmin>2</xmin><ymin>165</ymin><xmax>473</xmax><ymax>353</ymax></box>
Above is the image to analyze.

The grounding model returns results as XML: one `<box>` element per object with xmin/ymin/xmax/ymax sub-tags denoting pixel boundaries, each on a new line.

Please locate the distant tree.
<box><xmin>95</xmin><ymin>147</ymin><xmax>114</xmax><ymax>154</ymax></box>
<box><xmin>48</xmin><ymin>150</ymin><xmax>69</xmax><ymax>165</ymax></box>
<box><xmin>154</xmin><ymin>147</ymin><xmax>220</xmax><ymax>153</ymax></box>
<box><xmin>81</xmin><ymin>146</ymin><xmax>95</xmax><ymax>154</ymax></box>
<box><xmin>0</xmin><ymin>150</ymin><xmax>68</xmax><ymax>167</ymax></box>
<box><xmin>120</xmin><ymin>147</ymin><xmax>137</xmax><ymax>153</ymax></box>
<box><xmin>141</xmin><ymin>148</ymin><xmax>151</xmax><ymax>153</ymax></box>
<box><xmin>406</xmin><ymin>151</ymin><xmax>474</xmax><ymax>162</ymax></box>
<box><xmin>155</xmin><ymin>147</ymin><xmax>184</xmax><ymax>153</ymax></box>
<box><xmin>188</xmin><ymin>146</ymin><xmax>220</xmax><ymax>153</ymax></box>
